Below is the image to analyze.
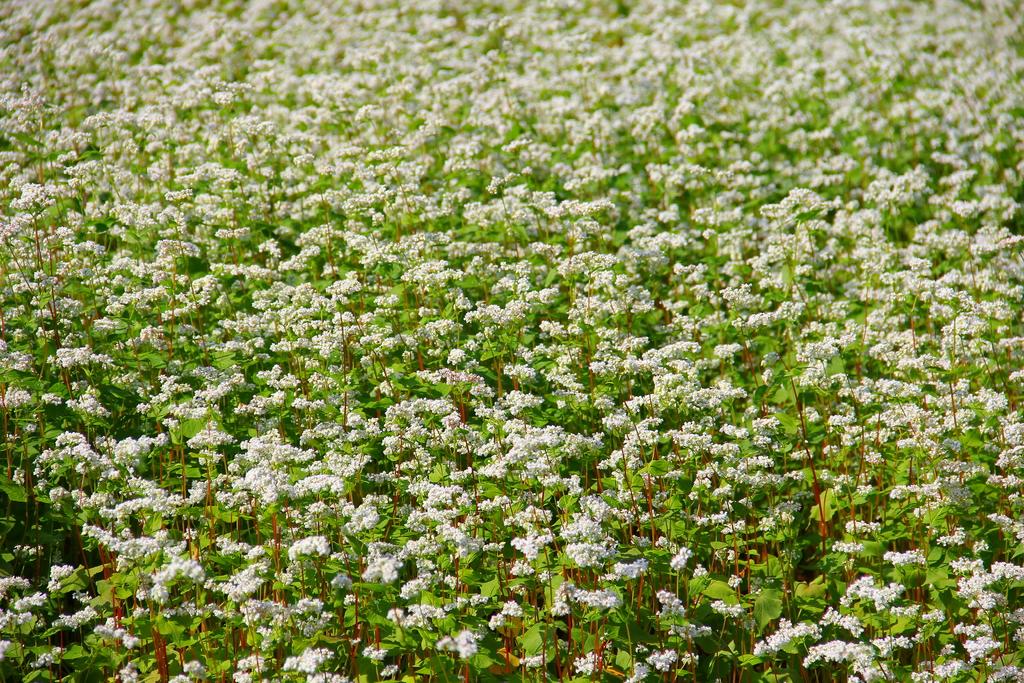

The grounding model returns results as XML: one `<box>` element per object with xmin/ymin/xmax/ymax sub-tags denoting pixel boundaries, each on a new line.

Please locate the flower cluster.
<box><xmin>1</xmin><ymin>0</ymin><xmax>1023</xmax><ymax>682</ymax></box>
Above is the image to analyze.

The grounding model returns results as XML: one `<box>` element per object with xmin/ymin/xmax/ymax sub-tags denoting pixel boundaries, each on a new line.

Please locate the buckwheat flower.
<box><xmin>932</xmin><ymin>658</ymin><xmax>969</xmax><ymax>678</ymax></box>
<box><xmin>551</xmin><ymin>595</ymin><xmax>571</xmax><ymax>617</ymax></box>
<box><xmin>346</xmin><ymin>502</ymin><xmax>380</xmax><ymax>533</ymax></box>
<box><xmin>54</xmin><ymin>347</ymin><xmax>114</xmax><ymax>369</ymax></box>
<box><xmin>656</xmin><ymin>590</ymin><xmax>686</xmax><ymax>619</ymax></box>
<box><xmin>33</xmin><ymin>648</ymin><xmax>61</xmax><ymax>668</ymax></box>
<box><xmin>884</xmin><ymin>549</ymin><xmax>926</xmax><ymax>567</ymax></box>
<box><xmin>990</xmin><ymin>666</ymin><xmax>1024</xmax><ymax>681</ymax></box>
<box><xmin>149</xmin><ymin>555</ymin><xmax>206</xmax><ymax>605</ymax></box>
<box><xmin>576</xmin><ymin>588</ymin><xmax>622</xmax><ymax>611</ymax></box>
<box><xmin>803</xmin><ymin>640</ymin><xmax>875</xmax><ymax>668</ymax></box>
<box><xmin>611</xmin><ymin>558</ymin><xmax>648</xmax><ymax>580</ymax></box>
<box><xmin>521</xmin><ymin>654</ymin><xmax>545</xmax><ymax>669</ymax></box>
<box><xmin>362</xmin><ymin>646</ymin><xmax>387</xmax><ymax>662</ymax></box>
<box><xmin>361</xmin><ymin>552</ymin><xmax>403</xmax><ymax>584</ymax></box>
<box><xmin>833</xmin><ymin>541</ymin><xmax>864</xmax><ymax>554</ymax></box>
<box><xmin>754</xmin><ymin>620</ymin><xmax>821</xmax><ymax>657</ymax></box>
<box><xmin>499</xmin><ymin>600</ymin><xmax>524</xmax><ymax>620</ymax></box>
<box><xmin>510</xmin><ymin>559</ymin><xmax>535</xmax><ymax>576</ymax></box>
<box><xmin>183</xmin><ymin>661</ymin><xmax>207</xmax><ymax>679</ymax></box>
<box><xmin>437</xmin><ymin>630</ymin><xmax>478</xmax><ymax>660</ymax></box>
<box><xmin>954</xmin><ymin>623</ymin><xmax>992</xmax><ymax>639</ymax></box>
<box><xmin>647</xmin><ymin>649</ymin><xmax>678</xmax><ymax>672</ymax></box>
<box><xmin>47</xmin><ymin>564</ymin><xmax>76</xmax><ymax>592</ymax></box>
<box><xmin>400</xmin><ymin>604</ymin><xmax>446</xmax><ymax>629</ymax></box>
<box><xmin>711</xmin><ymin>601</ymin><xmax>746</xmax><ymax>619</ymax></box>
<box><xmin>670</xmin><ymin>547</ymin><xmax>692</xmax><ymax>571</ymax></box>
<box><xmin>114</xmin><ymin>661</ymin><xmax>141</xmax><ymax>683</ymax></box>
<box><xmin>624</xmin><ymin>662</ymin><xmax>651</xmax><ymax>683</ymax></box>
<box><xmin>573</xmin><ymin>652</ymin><xmax>599</xmax><ymax>675</ymax></box>
<box><xmin>94</xmin><ymin>619</ymin><xmax>141</xmax><ymax>648</ymax></box>
<box><xmin>760</xmin><ymin>188</ymin><xmax>837</xmax><ymax>222</ymax></box>
<box><xmin>845</xmin><ymin>520</ymin><xmax>881</xmax><ymax>535</ymax></box>
<box><xmin>0</xmin><ymin>576</ymin><xmax>30</xmax><ymax>599</ymax></box>
<box><xmin>964</xmin><ymin>636</ymin><xmax>1000</xmax><ymax>663</ymax></box>
<box><xmin>511</xmin><ymin>531</ymin><xmax>550</xmax><ymax>560</ymax></box>
<box><xmin>14</xmin><ymin>592</ymin><xmax>46</xmax><ymax>611</ymax></box>
<box><xmin>187</xmin><ymin>425</ymin><xmax>235</xmax><ymax>450</ymax></box>
<box><xmin>821</xmin><ymin>608</ymin><xmax>864</xmax><ymax>637</ymax></box>
<box><xmin>283</xmin><ymin>647</ymin><xmax>332</xmax><ymax>674</ymax></box>
<box><xmin>66</xmin><ymin>392</ymin><xmax>111</xmax><ymax>418</ymax></box>
<box><xmin>841</xmin><ymin>576</ymin><xmax>905</xmax><ymax>611</ymax></box>
<box><xmin>287</xmin><ymin>535</ymin><xmax>330</xmax><ymax>562</ymax></box>
<box><xmin>872</xmin><ymin>636</ymin><xmax>913</xmax><ymax>658</ymax></box>
<box><xmin>54</xmin><ymin>605</ymin><xmax>99</xmax><ymax>629</ymax></box>
<box><xmin>565</xmin><ymin>542</ymin><xmax>613</xmax><ymax>568</ymax></box>
<box><xmin>0</xmin><ymin>641</ymin><xmax>10</xmax><ymax>661</ymax></box>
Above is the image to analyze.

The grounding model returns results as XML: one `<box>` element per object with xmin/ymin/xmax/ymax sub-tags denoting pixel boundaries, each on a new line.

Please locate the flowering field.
<box><xmin>2</xmin><ymin>0</ymin><xmax>1024</xmax><ymax>681</ymax></box>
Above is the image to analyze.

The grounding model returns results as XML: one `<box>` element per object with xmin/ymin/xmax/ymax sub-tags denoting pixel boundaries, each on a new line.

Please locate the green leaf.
<box><xmin>795</xmin><ymin>577</ymin><xmax>827</xmax><ymax>604</ymax></box>
<box><xmin>644</xmin><ymin>459</ymin><xmax>674</xmax><ymax>477</ymax></box>
<box><xmin>702</xmin><ymin>580</ymin><xmax>737</xmax><ymax>603</ymax></box>
<box><xmin>0</xmin><ymin>476</ymin><xmax>27</xmax><ymax>503</ymax></box>
<box><xmin>179</xmin><ymin>418</ymin><xmax>206</xmax><ymax>440</ymax></box>
<box><xmin>753</xmin><ymin>588</ymin><xmax>783</xmax><ymax>630</ymax></box>
<box><xmin>738</xmin><ymin>653</ymin><xmax>764</xmax><ymax>667</ymax></box>
<box><xmin>519</xmin><ymin>623</ymin><xmax>546</xmax><ymax>656</ymax></box>
<box><xmin>811</xmin><ymin>488</ymin><xmax>837</xmax><ymax>523</ymax></box>
<box><xmin>212</xmin><ymin>350</ymin><xmax>236</xmax><ymax>369</ymax></box>
<box><xmin>773</xmin><ymin>412</ymin><xmax>798</xmax><ymax>436</ymax></box>
<box><xmin>10</xmin><ymin>131</ymin><xmax>43</xmax><ymax>147</ymax></box>
<box><xmin>62</xmin><ymin>644</ymin><xmax>89</xmax><ymax>661</ymax></box>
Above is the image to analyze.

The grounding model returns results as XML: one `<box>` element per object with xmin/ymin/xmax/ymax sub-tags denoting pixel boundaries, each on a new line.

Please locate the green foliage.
<box><xmin>1</xmin><ymin>0</ymin><xmax>1024</xmax><ymax>682</ymax></box>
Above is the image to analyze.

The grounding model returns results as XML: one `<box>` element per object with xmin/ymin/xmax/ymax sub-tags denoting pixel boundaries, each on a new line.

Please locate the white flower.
<box><xmin>670</xmin><ymin>547</ymin><xmax>692</xmax><ymax>571</ymax></box>
<box><xmin>611</xmin><ymin>558</ymin><xmax>649</xmax><ymax>580</ymax></box>
<box><xmin>647</xmin><ymin>649</ymin><xmax>678</xmax><ymax>672</ymax></box>
<box><xmin>288</xmin><ymin>535</ymin><xmax>331</xmax><ymax>562</ymax></box>
<box><xmin>282</xmin><ymin>647</ymin><xmax>332</xmax><ymax>673</ymax></box>
<box><xmin>361</xmin><ymin>555</ymin><xmax>402</xmax><ymax>584</ymax></box>
<box><xmin>883</xmin><ymin>549</ymin><xmax>926</xmax><ymax>567</ymax></box>
<box><xmin>437</xmin><ymin>630</ymin><xmax>478</xmax><ymax>660</ymax></box>
<box><xmin>573</xmin><ymin>652</ymin><xmax>599</xmax><ymax>675</ymax></box>
<box><xmin>362</xmin><ymin>646</ymin><xmax>387</xmax><ymax>662</ymax></box>
<box><xmin>754</xmin><ymin>620</ymin><xmax>821</xmax><ymax>657</ymax></box>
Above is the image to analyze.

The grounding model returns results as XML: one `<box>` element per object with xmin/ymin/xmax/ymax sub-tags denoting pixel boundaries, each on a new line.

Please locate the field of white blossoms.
<box><xmin>3</xmin><ymin>0</ymin><xmax>1024</xmax><ymax>681</ymax></box>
